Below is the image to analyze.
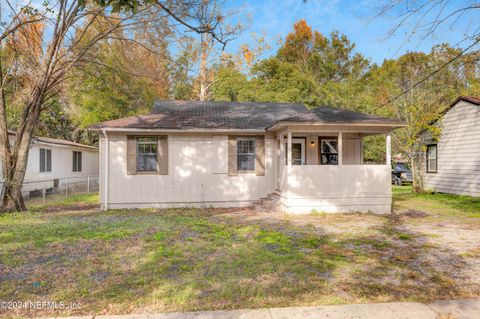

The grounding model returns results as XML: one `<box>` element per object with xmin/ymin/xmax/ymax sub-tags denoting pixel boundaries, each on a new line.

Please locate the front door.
<box><xmin>285</xmin><ymin>138</ymin><xmax>306</xmax><ymax>165</ymax></box>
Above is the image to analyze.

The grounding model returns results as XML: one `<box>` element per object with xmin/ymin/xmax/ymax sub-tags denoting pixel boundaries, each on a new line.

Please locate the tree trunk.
<box><xmin>410</xmin><ymin>157</ymin><xmax>419</xmax><ymax>192</ymax></box>
<box><xmin>198</xmin><ymin>33</ymin><xmax>211</xmax><ymax>101</ymax></box>
<box><xmin>199</xmin><ymin>52</ymin><xmax>208</xmax><ymax>101</ymax></box>
<box><xmin>1</xmin><ymin>135</ymin><xmax>34</xmax><ymax>212</ymax></box>
<box><xmin>1</xmin><ymin>98</ymin><xmax>42</xmax><ymax>212</ymax></box>
<box><xmin>410</xmin><ymin>147</ymin><xmax>424</xmax><ymax>193</ymax></box>
<box><xmin>2</xmin><ymin>171</ymin><xmax>27</xmax><ymax>212</ymax></box>
<box><xmin>1</xmin><ymin>129</ymin><xmax>37</xmax><ymax>211</ymax></box>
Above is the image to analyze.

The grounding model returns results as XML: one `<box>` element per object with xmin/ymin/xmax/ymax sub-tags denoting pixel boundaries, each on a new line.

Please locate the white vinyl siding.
<box><xmin>424</xmin><ymin>100</ymin><xmax>480</xmax><ymax>196</ymax></box>
<box><xmin>0</xmin><ymin>144</ymin><xmax>99</xmax><ymax>194</ymax></box>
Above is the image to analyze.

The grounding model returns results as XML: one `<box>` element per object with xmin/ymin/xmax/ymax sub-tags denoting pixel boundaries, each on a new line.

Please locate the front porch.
<box><xmin>274</xmin><ymin>125</ymin><xmax>393</xmax><ymax>214</ymax></box>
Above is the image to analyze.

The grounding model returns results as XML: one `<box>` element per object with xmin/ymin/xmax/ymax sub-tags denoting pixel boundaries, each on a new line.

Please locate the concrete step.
<box><xmin>253</xmin><ymin>192</ymin><xmax>282</xmax><ymax>212</ymax></box>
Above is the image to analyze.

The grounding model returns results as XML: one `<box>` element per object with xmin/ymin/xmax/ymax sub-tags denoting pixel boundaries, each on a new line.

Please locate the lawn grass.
<box><xmin>0</xmin><ymin>207</ymin><xmax>355</xmax><ymax>316</ymax></box>
<box><xmin>0</xmin><ymin>188</ymin><xmax>478</xmax><ymax>317</ymax></box>
<box><xmin>393</xmin><ymin>186</ymin><xmax>480</xmax><ymax>218</ymax></box>
<box><xmin>27</xmin><ymin>193</ymin><xmax>99</xmax><ymax>211</ymax></box>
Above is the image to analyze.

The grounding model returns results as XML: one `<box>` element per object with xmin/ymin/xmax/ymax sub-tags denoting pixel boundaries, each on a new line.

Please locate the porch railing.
<box><xmin>286</xmin><ymin>165</ymin><xmax>391</xmax><ymax>197</ymax></box>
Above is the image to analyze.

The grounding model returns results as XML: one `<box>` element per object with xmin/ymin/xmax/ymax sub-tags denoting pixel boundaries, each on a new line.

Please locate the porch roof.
<box><xmin>90</xmin><ymin>100</ymin><xmax>407</xmax><ymax>132</ymax></box>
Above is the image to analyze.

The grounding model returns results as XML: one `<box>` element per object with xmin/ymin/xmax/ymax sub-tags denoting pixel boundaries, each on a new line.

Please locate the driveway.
<box><xmin>43</xmin><ymin>299</ymin><xmax>480</xmax><ymax>319</ymax></box>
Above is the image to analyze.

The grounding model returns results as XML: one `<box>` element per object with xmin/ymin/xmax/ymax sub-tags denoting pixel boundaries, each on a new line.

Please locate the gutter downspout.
<box><xmin>102</xmin><ymin>130</ymin><xmax>109</xmax><ymax>210</ymax></box>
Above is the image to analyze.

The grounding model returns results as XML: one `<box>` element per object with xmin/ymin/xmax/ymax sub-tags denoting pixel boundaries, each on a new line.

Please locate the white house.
<box><xmin>90</xmin><ymin>101</ymin><xmax>407</xmax><ymax>214</ymax></box>
<box><xmin>423</xmin><ymin>96</ymin><xmax>480</xmax><ymax>197</ymax></box>
<box><xmin>1</xmin><ymin>131</ymin><xmax>99</xmax><ymax>195</ymax></box>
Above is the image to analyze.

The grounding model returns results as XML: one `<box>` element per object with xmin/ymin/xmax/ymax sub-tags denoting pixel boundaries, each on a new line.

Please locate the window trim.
<box><xmin>237</xmin><ymin>137</ymin><xmax>256</xmax><ymax>172</ymax></box>
<box><xmin>319</xmin><ymin>137</ymin><xmax>339</xmax><ymax>165</ymax></box>
<box><xmin>136</xmin><ymin>136</ymin><xmax>158</xmax><ymax>173</ymax></box>
<box><xmin>72</xmin><ymin>151</ymin><xmax>82</xmax><ymax>172</ymax></box>
<box><xmin>426</xmin><ymin>144</ymin><xmax>438</xmax><ymax>173</ymax></box>
<box><xmin>284</xmin><ymin>137</ymin><xmax>307</xmax><ymax>165</ymax></box>
<box><xmin>39</xmin><ymin>148</ymin><xmax>52</xmax><ymax>173</ymax></box>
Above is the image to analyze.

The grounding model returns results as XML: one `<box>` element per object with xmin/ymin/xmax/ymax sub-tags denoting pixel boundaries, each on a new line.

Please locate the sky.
<box><xmin>13</xmin><ymin>0</ymin><xmax>478</xmax><ymax>66</ymax></box>
<box><xmin>222</xmin><ymin>0</ymin><xmax>476</xmax><ymax>65</ymax></box>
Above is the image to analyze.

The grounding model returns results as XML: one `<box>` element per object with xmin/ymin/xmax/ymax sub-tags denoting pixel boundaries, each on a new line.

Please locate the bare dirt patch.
<box><xmin>222</xmin><ymin>206</ymin><xmax>480</xmax><ymax>302</ymax></box>
<box><xmin>403</xmin><ymin>209</ymin><xmax>429</xmax><ymax>218</ymax></box>
<box><xmin>40</xmin><ymin>202</ymin><xmax>100</xmax><ymax>212</ymax></box>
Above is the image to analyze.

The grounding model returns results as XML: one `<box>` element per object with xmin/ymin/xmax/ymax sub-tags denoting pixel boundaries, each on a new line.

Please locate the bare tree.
<box><xmin>194</xmin><ymin>1</ymin><xmax>244</xmax><ymax>101</ymax></box>
<box><xmin>155</xmin><ymin>0</ymin><xmax>242</xmax><ymax>50</ymax></box>
<box><xmin>378</xmin><ymin>0</ymin><xmax>480</xmax><ymax>47</ymax></box>
<box><xmin>0</xmin><ymin>0</ymin><xmax>235</xmax><ymax>212</ymax></box>
<box><xmin>164</xmin><ymin>0</ymin><xmax>244</xmax><ymax>101</ymax></box>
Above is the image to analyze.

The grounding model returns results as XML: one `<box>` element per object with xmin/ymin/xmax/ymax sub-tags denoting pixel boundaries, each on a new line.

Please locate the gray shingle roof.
<box><xmin>8</xmin><ymin>130</ymin><xmax>98</xmax><ymax>150</ymax></box>
<box><xmin>90</xmin><ymin>100</ymin><xmax>406</xmax><ymax>131</ymax></box>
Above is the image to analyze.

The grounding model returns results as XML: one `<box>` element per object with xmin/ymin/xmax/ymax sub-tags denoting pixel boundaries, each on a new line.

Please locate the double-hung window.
<box><xmin>39</xmin><ymin>148</ymin><xmax>52</xmax><ymax>173</ymax></box>
<box><xmin>73</xmin><ymin>151</ymin><xmax>82</xmax><ymax>172</ymax></box>
<box><xmin>237</xmin><ymin>137</ymin><xmax>255</xmax><ymax>171</ymax></box>
<box><xmin>320</xmin><ymin>139</ymin><xmax>338</xmax><ymax>165</ymax></box>
<box><xmin>137</xmin><ymin>137</ymin><xmax>158</xmax><ymax>172</ymax></box>
<box><xmin>426</xmin><ymin>144</ymin><xmax>437</xmax><ymax>173</ymax></box>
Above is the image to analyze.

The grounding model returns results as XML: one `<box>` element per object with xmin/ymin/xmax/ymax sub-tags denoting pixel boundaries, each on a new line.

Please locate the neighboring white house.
<box><xmin>90</xmin><ymin>101</ymin><xmax>407</xmax><ymax>214</ymax></box>
<box><xmin>1</xmin><ymin>131</ymin><xmax>99</xmax><ymax>195</ymax></box>
<box><xmin>423</xmin><ymin>96</ymin><xmax>480</xmax><ymax>197</ymax></box>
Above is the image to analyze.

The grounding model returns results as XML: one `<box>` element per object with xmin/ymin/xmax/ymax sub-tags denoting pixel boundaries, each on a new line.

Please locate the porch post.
<box><xmin>386</xmin><ymin>132</ymin><xmax>391</xmax><ymax>166</ymax></box>
<box><xmin>338</xmin><ymin>131</ymin><xmax>343</xmax><ymax>165</ymax></box>
<box><xmin>287</xmin><ymin>131</ymin><xmax>292</xmax><ymax>167</ymax></box>
<box><xmin>279</xmin><ymin>134</ymin><xmax>285</xmax><ymax>165</ymax></box>
<box><xmin>360</xmin><ymin>135</ymin><xmax>364</xmax><ymax>164</ymax></box>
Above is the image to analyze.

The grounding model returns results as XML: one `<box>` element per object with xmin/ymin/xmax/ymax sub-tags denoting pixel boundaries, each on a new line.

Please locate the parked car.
<box><xmin>392</xmin><ymin>162</ymin><xmax>413</xmax><ymax>186</ymax></box>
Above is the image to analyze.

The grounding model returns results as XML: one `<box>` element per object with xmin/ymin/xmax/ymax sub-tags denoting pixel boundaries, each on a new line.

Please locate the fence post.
<box><xmin>65</xmin><ymin>178</ymin><xmax>69</xmax><ymax>198</ymax></box>
<box><xmin>42</xmin><ymin>182</ymin><xmax>46</xmax><ymax>205</ymax></box>
<box><xmin>87</xmin><ymin>176</ymin><xmax>90</xmax><ymax>194</ymax></box>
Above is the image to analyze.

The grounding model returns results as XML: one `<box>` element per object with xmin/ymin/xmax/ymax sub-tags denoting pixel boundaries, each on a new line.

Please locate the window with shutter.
<box><xmin>136</xmin><ymin>137</ymin><xmax>158</xmax><ymax>172</ymax></box>
<box><xmin>237</xmin><ymin>137</ymin><xmax>256</xmax><ymax>171</ymax></box>
<box><xmin>39</xmin><ymin>148</ymin><xmax>52</xmax><ymax>173</ymax></box>
<box><xmin>73</xmin><ymin>151</ymin><xmax>82</xmax><ymax>172</ymax></box>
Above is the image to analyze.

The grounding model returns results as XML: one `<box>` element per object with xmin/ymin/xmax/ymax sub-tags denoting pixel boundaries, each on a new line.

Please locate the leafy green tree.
<box><xmin>66</xmin><ymin>13</ymin><xmax>170</xmax><ymax>129</ymax></box>
<box><xmin>272</xmin><ymin>20</ymin><xmax>372</xmax><ymax>111</ymax></box>
<box><xmin>277</xmin><ymin>20</ymin><xmax>369</xmax><ymax>84</ymax></box>
<box><xmin>170</xmin><ymin>46</ymin><xmax>196</xmax><ymax>100</ymax></box>
<box><xmin>211</xmin><ymin>66</ymin><xmax>252</xmax><ymax>102</ymax></box>
<box><xmin>251</xmin><ymin>58</ymin><xmax>319</xmax><ymax>104</ymax></box>
<box><xmin>363</xmin><ymin>45</ymin><xmax>475</xmax><ymax>190</ymax></box>
<box><xmin>212</xmin><ymin>58</ymin><xmax>319</xmax><ymax>104</ymax></box>
<box><xmin>67</xmin><ymin>59</ymin><xmax>157</xmax><ymax>128</ymax></box>
<box><xmin>36</xmin><ymin>100</ymin><xmax>97</xmax><ymax>144</ymax></box>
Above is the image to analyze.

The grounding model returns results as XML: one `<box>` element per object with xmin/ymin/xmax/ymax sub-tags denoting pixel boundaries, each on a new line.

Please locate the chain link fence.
<box><xmin>0</xmin><ymin>176</ymin><xmax>99</xmax><ymax>206</ymax></box>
